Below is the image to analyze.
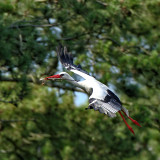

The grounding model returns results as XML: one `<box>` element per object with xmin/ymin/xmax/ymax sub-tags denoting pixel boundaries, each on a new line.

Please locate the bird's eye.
<box><xmin>60</xmin><ymin>74</ymin><xmax>64</xmax><ymax>77</ymax></box>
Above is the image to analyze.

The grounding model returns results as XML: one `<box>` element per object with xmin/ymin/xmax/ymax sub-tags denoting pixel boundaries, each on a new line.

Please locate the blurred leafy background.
<box><xmin>0</xmin><ymin>0</ymin><xmax>160</xmax><ymax>160</ymax></box>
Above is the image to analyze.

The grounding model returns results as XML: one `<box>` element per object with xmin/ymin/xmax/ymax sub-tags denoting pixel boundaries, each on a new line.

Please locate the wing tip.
<box><xmin>56</xmin><ymin>45</ymin><xmax>68</xmax><ymax>64</ymax></box>
<box><xmin>55</xmin><ymin>45</ymin><xmax>89</xmax><ymax>75</ymax></box>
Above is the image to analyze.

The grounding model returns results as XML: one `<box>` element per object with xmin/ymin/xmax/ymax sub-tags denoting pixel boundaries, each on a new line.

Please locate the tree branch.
<box><xmin>0</xmin><ymin>99</ymin><xmax>16</xmax><ymax>104</ymax></box>
<box><xmin>0</xmin><ymin>119</ymin><xmax>36</xmax><ymax>123</ymax></box>
<box><xmin>96</xmin><ymin>0</ymin><xmax>108</xmax><ymax>7</ymax></box>
<box><xmin>0</xmin><ymin>77</ymin><xmax>84</xmax><ymax>93</ymax></box>
<box><xmin>9</xmin><ymin>23</ymin><xmax>58</xmax><ymax>29</ymax></box>
<box><xmin>0</xmin><ymin>99</ymin><xmax>18</xmax><ymax>106</ymax></box>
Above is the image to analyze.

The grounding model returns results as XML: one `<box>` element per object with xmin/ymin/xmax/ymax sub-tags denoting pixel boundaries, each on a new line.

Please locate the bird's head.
<box><xmin>44</xmin><ymin>72</ymin><xmax>74</xmax><ymax>81</ymax></box>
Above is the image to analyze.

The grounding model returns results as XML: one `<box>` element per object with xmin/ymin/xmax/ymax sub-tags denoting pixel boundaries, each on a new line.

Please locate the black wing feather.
<box><xmin>56</xmin><ymin>45</ymin><xmax>89</xmax><ymax>75</ymax></box>
<box><xmin>87</xmin><ymin>89</ymin><xmax>122</xmax><ymax>117</ymax></box>
<box><xmin>87</xmin><ymin>98</ymin><xmax>120</xmax><ymax>117</ymax></box>
<box><xmin>107</xmin><ymin>89</ymin><xmax>122</xmax><ymax>105</ymax></box>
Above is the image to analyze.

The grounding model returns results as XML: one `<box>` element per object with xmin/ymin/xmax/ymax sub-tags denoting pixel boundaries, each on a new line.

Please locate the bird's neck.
<box><xmin>68</xmin><ymin>79</ymin><xmax>93</xmax><ymax>95</ymax></box>
<box><xmin>65</xmin><ymin>78</ymin><xmax>86</xmax><ymax>92</ymax></box>
<box><xmin>66</xmin><ymin>79</ymin><xmax>84</xmax><ymax>89</ymax></box>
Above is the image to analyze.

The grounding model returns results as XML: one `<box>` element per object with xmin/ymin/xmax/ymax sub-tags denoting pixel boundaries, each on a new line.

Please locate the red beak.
<box><xmin>45</xmin><ymin>74</ymin><xmax>61</xmax><ymax>80</ymax></box>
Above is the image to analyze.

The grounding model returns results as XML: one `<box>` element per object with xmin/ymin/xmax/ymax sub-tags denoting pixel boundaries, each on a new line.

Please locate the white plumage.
<box><xmin>44</xmin><ymin>46</ymin><xmax>141</xmax><ymax>135</ymax></box>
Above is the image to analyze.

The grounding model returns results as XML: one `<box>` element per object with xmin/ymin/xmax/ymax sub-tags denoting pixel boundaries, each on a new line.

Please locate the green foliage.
<box><xmin>0</xmin><ymin>0</ymin><xmax>160</xmax><ymax>160</ymax></box>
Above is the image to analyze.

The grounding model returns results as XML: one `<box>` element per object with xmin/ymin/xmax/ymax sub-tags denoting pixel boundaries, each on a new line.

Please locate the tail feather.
<box><xmin>122</xmin><ymin>106</ymin><xmax>129</xmax><ymax>117</ymax></box>
<box><xmin>122</xmin><ymin>111</ymin><xmax>141</xmax><ymax>127</ymax></box>
<box><xmin>118</xmin><ymin>111</ymin><xmax>135</xmax><ymax>135</ymax></box>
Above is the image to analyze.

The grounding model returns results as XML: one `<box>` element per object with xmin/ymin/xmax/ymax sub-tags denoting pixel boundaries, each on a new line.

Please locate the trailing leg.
<box><xmin>118</xmin><ymin>111</ymin><xmax>135</xmax><ymax>135</ymax></box>
<box><xmin>122</xmin><ymin>111</ymin><xmax>141</xmax><ymax>127</ymax></box>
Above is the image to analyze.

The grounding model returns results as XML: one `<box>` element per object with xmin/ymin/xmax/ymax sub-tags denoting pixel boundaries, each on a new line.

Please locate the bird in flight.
<box><xmin>43</xmin><ymin>45</ymin><xmax>141</xmax><ymax>135</ymax></box>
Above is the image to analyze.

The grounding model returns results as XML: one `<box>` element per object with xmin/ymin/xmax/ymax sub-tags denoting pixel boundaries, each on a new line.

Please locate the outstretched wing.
<box><xmin>87</xmin><ymin>98</ymin><xmax>122</xmax><ymax>117</ymax></box>
<box><xmin>87</xmin><ymin>89</ymin><xmax>122</xmax><ymax>118</ymax></box>
<box><xmin>56</xmin><ymin>45</ymin><xmax>90</xmax><ymax>79</ymax></box>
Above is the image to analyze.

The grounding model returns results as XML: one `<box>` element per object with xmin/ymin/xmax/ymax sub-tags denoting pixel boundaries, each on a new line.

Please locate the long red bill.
<box><xmin>45</xmin><ymin>74</ymin><xmax>61</xmax><ymax>80</ymax></box>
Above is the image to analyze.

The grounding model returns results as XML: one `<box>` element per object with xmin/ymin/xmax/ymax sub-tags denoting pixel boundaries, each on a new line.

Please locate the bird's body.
<box><xmin>44</xmin><ymin>46</ymin><xmax>141</xmax><ymax>135</ymax></box>
<box><xmin>65</xmin><ymin>75</ymin><xmax>123</xmax><ymax>117</ymax></box>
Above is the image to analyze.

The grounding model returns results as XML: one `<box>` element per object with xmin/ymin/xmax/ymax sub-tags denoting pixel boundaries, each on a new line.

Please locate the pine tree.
<box><xmin>0</xmin><ymin>0</ymin><xmax>160</xmax><ymax>159</ymax></box>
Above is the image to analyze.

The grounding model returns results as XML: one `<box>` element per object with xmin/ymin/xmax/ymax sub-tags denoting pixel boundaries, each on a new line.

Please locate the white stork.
<box><xmin>44</xmin><ymin>46</ymin><xmax>141</xmax><ymax>135</ymax></box>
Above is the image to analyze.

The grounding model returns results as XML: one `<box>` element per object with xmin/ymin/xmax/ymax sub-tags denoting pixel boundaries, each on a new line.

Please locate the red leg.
<box><xmin>122</xmin><ymin>111</ymin><xmax>141</xmax><ymax>127</ymax></box>
<box><xmin>118</xmin><ymin>111</ymin><xmax>135</xmax><ymax>135</ymax></box>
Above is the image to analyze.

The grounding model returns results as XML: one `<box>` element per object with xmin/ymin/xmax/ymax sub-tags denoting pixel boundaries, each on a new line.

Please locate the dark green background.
<box><xmin>0</xmin><ymin>0</ymin><xmax>159</xmax><ymax>159</ymax></box>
